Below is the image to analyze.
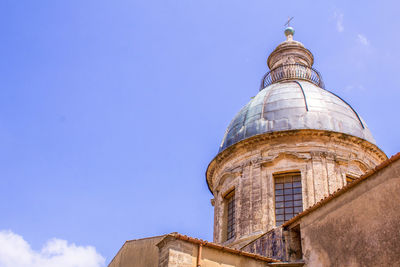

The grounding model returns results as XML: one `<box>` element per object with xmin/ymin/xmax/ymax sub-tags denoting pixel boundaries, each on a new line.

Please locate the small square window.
<box><xmin>284</xmin><ymin>195</ymin><xmax>293</xmax><ymax>201</ymax></box>
<box><xmin>285</xmin><ymin>207</ymin><xmax>293</xmax><ymax>213</ymax></box>
<box><xmin>293</xmin><ymin>188</ymin><xmax>302</xmax><ymax>194</ymax></box>
<box><xmin>294</xmin><ymin>207</ymin><xmax>303</xmax><ymax>213</ymax></box>
<box><xmin>284</xmin><ymin>183</ymin><xmax>293</xmax><ymax>189</ymax></box>
<box><xmin>284</xmin><ymin>201</ymin><xmax>294</xmax><ymax>207</ymax></box>
<box><xmin>276</xmin><ymin>208</ymin><xmax>284</xmax><ymax>215</ymax></box>
<box><xmin>284</xmin><ymin>188</ymin><xmax>293</xmax><ymax>194</ymax></box>
<box><xmin>294</xmin><ymin>194</ymin><xmax>302</xmax><ymax>200</ymax></box>
<box><xmin>294</xmin><ymin>200</ymin><xmax>302</xmax><ymax>207</ymax></box>
<box><xmin>276</xmin><ymin>202</ymin><xmax>284</xmax><ymax>208</ymax></box>
<box><xmin>275</xmin><ymin>183</ymin><xmax>283</xmax><ymax>189</ymax></box>
<box><xmin>285</xmin><ymin>214</ymin><xmax>294</xmax><ymax>220</ymax></box>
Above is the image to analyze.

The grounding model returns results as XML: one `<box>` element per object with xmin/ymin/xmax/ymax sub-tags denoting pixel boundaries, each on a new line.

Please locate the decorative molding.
<box><xmin>206</xmin><ymin>129</ymin><xmax>387</xmax><ymax>192</ymax></box>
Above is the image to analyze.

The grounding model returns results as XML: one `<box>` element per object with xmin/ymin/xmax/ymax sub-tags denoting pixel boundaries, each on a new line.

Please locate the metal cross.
<box><xmin>284</xmin><ymin>16</ymin><xmax>294</xmax><ymax>27</ymax></box>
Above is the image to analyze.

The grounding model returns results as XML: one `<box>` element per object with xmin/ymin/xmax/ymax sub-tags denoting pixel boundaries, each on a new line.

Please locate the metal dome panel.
<box><xmin>219</xmin><ymin>81</ymin><xmax>375</xmax><ymax>152</ymax></box>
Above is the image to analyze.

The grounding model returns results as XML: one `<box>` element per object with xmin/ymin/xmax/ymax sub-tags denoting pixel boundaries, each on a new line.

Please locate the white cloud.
<box><xmin>334</xmin><ymin>11</ymin><xmax>344</xmax><ymax>32</ymax></box>
<box><xmin>0</xmin><ymin>230</ymin><xmax>105</xmax><ymax>267</ymax></box>
<box><xmin>357</xmin><ymin>34</ymin><xmax>370</xmax><ymax>46</ymax></box>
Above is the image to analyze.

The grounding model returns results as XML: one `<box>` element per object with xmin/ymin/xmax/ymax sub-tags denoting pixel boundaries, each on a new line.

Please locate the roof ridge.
<box><xmin>159</xmin><ymin>232</ymin><xmax>280</xmax><ymax>263</ymax></box>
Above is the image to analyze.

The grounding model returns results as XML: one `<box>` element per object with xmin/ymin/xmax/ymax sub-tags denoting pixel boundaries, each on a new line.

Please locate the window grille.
<box><xmin>226</xmin><ymin>191</ymin><xmax>235</xmax><ymax>240</ymax></box>
<box><xmin>275</xmin><ymin>173</ymin><xmax>303</xmax><ymax>226</ymax></box>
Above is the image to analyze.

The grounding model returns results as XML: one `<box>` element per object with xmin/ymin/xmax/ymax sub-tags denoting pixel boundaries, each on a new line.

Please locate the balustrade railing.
<box><xmin>260</xmin><ymin>64</ymin><xmax>324</xmax><ymax>90</ymax></box>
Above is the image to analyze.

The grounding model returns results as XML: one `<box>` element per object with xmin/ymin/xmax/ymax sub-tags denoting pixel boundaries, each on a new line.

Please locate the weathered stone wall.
<box><xmin>207</xmin><ymin>130</ymin><xmax>386</xmax><ymax>246</ymax></box>
<box><xmin>200</xmin><ymin>246</ymin><xmax>271</xmax><ymax>267</ymax></box>
<box><xmin>157</xmin><ymin>236</ymin><xmax>276</xmax><ymax>267</ymax></box>
<box><xmin>293</xmin><ymin>157</ymin><xmax>400</xmax><ymax>266</ymax></box>
<box><xmin>157</xmin><ymin>236</ymin><xmax>196</xmax><ymax>267</ymax></box>
<box><xmin>108</xmin><ymin>235</ymin><xmax>165</xmax><ymax>267</ymax></box>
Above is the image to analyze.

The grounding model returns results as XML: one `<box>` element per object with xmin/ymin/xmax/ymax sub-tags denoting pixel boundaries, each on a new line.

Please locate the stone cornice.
<box><xmin>206</xmin><ymin>129</ymin><xmax>387</xmax><ymax>193</ymax></box>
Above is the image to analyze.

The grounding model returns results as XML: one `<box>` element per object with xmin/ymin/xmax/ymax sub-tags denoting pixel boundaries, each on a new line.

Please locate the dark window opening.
<box><xmin>286</xmin><ymin>224</ymin><xmax>303</xmax><ymax>261</ymax></box>
<box><xmin>275</xmin><ymin>173</ymin><xmax>303</xmax><ymax>226</ymax></box>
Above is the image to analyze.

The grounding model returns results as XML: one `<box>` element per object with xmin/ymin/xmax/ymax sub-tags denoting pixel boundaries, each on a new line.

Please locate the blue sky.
<box><xmin>1</xmin><ymin>1</ymin><xmax>399</xmax><ymax>265</ymax></box>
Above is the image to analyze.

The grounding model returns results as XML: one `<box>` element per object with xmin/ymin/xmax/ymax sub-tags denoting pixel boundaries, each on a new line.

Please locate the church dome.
<box><xmin>218</xmin><ymin>27</ymin><xmax>375</xmax><ymax>152</ymax></box>
<box><xmin>208</xmin><ymin>26</ymin><xmax>386</xmax><ymax>248</ymax></box>
<box><xmin>219</xmin><ymin>80</ymin><xmax>375</xmax><ymax>152</ymax></box>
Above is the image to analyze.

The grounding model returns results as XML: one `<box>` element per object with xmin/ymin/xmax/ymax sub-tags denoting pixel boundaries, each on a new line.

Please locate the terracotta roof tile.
<box><xmin>159</xmin><ymin>232</ymin><xmax>280</xmax><ymax>263</ymax></box>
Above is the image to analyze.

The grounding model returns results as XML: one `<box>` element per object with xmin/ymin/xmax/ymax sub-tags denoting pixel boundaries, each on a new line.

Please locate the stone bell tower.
<box><xmin>206</xmin><ymin>27</ymin><xmax>387</xmax><ymax>248</ymax></box>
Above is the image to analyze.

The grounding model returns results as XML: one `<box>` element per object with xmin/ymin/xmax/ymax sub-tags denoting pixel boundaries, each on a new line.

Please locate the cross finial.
<box><xmin>284</xmin><ymin>17</ymin><xmax>295</xmax><ymax>41</ymax></box>
<box><xmin>284</xmin><ymin>16</ymin><xmax>294</xmax><ymax>27</ymax></box>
